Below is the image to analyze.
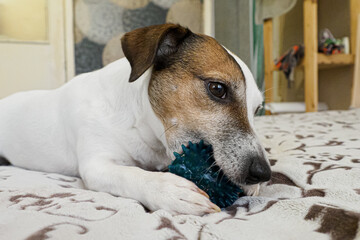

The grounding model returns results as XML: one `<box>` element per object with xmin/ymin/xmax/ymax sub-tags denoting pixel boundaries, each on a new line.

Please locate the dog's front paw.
<box><xmin>242</xmin><ymin>184</ymin><xmax>260</xmax><ymax>196</ymax></box>
<box><xmin>143</xmin><ymin>172</ymin><xmax>220</xmax><ymax>216</ymax></box>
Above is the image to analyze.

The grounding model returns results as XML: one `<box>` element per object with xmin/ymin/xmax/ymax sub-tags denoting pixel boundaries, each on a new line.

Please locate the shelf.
<box><xmin>271</xmin><ymin>54</ymin><xmax>354</xmax><ymax>71</ymax></box>
<box><xmin>318</xmin><ymin>53</ymin><xmax>354</xmax><ymax>69</ymax></box>
<box><xmin>264</xmin><ymin>0</ymin><xmax>360</xmax><ymax>113</ymax></box>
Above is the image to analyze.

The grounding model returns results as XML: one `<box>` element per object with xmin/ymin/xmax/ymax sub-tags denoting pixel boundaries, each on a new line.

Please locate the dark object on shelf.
<box><xmin>274</xmin><ymin>44</ymin><xmax>304</xmax><ymax>87</ymax></box>
<box><xmin>318</xmin><ymin>28</ymin><xmax>344</xmax><ymax>55</ymax></box>
<box><xmin>168</xmin><ymin>141</ymin><xmax>244</xmax><ymax>208</ymax></box>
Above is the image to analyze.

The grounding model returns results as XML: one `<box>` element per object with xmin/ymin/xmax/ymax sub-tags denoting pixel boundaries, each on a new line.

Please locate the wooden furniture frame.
<box><xmin>264</xmin><ymin>0</ymin><xmax>360</xmax><ymax>112</ymax></box>
<box><xmin>351</xmin><ymin>14</ymin><xmax>360</xmax><ymax>108</ymax></box>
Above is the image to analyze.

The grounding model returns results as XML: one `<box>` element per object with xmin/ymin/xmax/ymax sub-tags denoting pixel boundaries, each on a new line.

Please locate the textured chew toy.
<box><xmin>168</xmin><ymin>141</ymin><xmax>244</xmax><ymax>208</ymax></box>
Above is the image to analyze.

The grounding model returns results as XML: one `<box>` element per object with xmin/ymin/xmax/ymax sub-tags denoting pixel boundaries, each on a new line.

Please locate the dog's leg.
<box><xmin>242</xmin><ymin>184</ymin><xmax>260</xmax><ymax>196</ymax></box>
<box><xmin>79</xmin><ymin>157</ymin><xmax>220</xmax><ymax>215</ymax></box>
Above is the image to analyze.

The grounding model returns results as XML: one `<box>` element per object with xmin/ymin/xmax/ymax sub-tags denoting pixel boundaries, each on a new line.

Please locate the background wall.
<box><xmin>74</xmin><ymin>0</ymin><xmax>203</xmax><ymax>75</ymax></box>
<box><xmin>0</xmin><ymin>0</ymin><xmax>70</xmax><ymax>99</ymax></box>
<box><xmin>214</xmin><ymin>0</ymin><xmax>252</xmax><ymax>69</ymax></box>
<box><xmin>214</xmin><ymin>0</ymin><xmax>265</xmax><ymax>106</ymax></box>
<box><xmin>0</xmin><ymin>0</ymin><xmax>47</xmax><ymax>41</ymax></box>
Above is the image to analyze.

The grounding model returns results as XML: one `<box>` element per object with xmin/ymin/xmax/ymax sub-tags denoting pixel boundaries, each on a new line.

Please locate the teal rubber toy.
<box><xmin>168</xmin><ymin>140</ymin><xmax>244</xmax><ymax>208</ymax></box>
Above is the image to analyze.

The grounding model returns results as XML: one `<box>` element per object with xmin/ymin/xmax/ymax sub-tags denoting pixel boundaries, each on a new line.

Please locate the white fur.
<box><xmin>0</xmin><ymin>58</ymin><xmax>220</xmax><ymax>215</ymax></box>
<box><xmin>0</xmin><ymin>49</ymin><xmax>265</xmax><ymax>214</ymax></box>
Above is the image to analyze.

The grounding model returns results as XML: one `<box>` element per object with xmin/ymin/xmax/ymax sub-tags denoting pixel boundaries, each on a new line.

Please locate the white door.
<box><xmin>0</xmin><ymin>0</ymin><xmax>74</xmax><ymax>98</ymax></box>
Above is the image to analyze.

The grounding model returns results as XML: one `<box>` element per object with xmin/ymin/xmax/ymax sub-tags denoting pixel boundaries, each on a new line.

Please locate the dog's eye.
<box><xmin>255</xmin><ymin>104</ymin><xmax>263</xmax><ymax>115</ymax></box>
<box><xmin>207</xmin><ymin>82</ymin><xmax>227</xmax><ymax>99</ymax></box>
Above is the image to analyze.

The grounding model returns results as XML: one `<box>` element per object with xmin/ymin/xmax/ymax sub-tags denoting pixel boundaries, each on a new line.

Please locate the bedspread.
<box><xmin>1</xmin><ymin>109</ymin><xmax>359</xmax><ymax>240</ymax></box>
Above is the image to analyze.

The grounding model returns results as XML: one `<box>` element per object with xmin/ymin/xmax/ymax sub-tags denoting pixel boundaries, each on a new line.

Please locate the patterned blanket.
<box><xmin>0</xmin><ymin>109</ymin><xmax>359</xmax><ymax>240</ymax></box>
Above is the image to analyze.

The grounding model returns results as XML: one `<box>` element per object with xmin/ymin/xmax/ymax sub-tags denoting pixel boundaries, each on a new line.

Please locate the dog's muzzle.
<box><xmin>244</xmin><ymin>155</ymin><xmax>272</xmax><ymax>184</ymax></box>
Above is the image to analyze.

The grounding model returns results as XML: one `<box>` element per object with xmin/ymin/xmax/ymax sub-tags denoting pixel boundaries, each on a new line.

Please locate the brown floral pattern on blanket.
<box><xmin>7</xmin><ymin>191</ymin><xmax>119</xmax><ymax>221</ymax></box>
<box><xmin>26</xmin><ymin>222</ymin><xmax>88</xmax><ymax>240</ymax></box>
<box><xmin>305</xmin><ymin>204</ymin><xmax>360</xmax><ymax>240</ymax></box>
<box><xmin>0</xmin><ymin>109</ymin><xmax>359</xmax><ymax>240</ymax></box>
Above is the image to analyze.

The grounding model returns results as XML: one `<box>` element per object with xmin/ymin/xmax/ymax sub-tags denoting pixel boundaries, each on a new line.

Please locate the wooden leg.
<box><xmin>263</xmin><ymin>18</ymin><xmax>274</xmax><ymax>115</ymax></box>
<box><xmin>304</xmin><ymin>0</ymin><xmax>318</xmax><ymax>112</ymax></box>
<box><xmin>350</xmin><ymin>0</ymin><xmax>360</xmax><ymax>56</ymax></box>
<box><xmin>351</xmin><ymin>14</ymin><xmax>360</xmax><ymax>108</ymax></box>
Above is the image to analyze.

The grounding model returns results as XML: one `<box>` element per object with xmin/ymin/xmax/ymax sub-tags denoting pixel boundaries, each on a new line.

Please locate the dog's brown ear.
<box><xmin>121</xmin><ymin>24</ymin><xmax>191</xmax><ymax>82</ymax></box>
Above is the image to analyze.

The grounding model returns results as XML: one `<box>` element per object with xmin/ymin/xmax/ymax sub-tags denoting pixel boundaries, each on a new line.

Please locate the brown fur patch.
<box><xmin>121</xmin><ymin>24</ymin><xmax>191</xmax><ymax>82</ymax></box>
<box><xmin>148</xmin><ymin>33</ymin><xmax>249</xmax><ymax>148</ymax></box>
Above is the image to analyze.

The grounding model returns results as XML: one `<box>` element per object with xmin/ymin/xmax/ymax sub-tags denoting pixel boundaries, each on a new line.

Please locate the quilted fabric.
<box><xmin>0</xmin><ymin>109</ymin><xmax>359</xmax><ymax>240</ymax></box>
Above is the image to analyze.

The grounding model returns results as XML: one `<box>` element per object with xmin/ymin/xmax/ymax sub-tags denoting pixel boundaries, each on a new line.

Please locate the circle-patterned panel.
<box><xmin>110</xmin><ymin>0</ymin><xmax>149</xmax><ymax>9</ymax></box>
<box><xmin>122</xmin><ymin>2</ymin><xmax>168</xmax><ymax>32</ymax></box>
<box><xmin>75</xmin><ymin>38</ymin><xmax>105</xmax><ymax>75</ymax></box>
<box><xmin>166</xmin><ymin>0</ymin><xmax>203</xmax><ymax>33</ymax></box>
<box><xmin>102</xmin><ymin>33</ymin><xmax>125</xmax><ymax>66</ymax></box>
<box><xmin>75</xmin><ymin>0</ymin><xmax>124</xmax><ymax>44</ymax></box>
<box><xmin>151</xmin><ymin>0</ymin><xmax>179</xmax><ymax>9</ymax></box>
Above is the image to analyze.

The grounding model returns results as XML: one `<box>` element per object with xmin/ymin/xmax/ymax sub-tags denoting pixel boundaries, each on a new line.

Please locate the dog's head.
<box><xmin>121</xmin><ymin>24</ymin><xmax>271</xmax><ymax>186</ymax></box>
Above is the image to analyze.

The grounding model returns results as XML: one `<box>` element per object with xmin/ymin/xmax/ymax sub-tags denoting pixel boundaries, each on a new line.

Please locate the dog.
<box><xmin>0</xmin><ymin>24</ymin><xmax>271</xmax><ymax>215</ymax></box>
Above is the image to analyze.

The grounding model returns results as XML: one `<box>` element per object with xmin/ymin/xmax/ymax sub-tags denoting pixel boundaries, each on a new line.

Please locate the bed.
<box><xmin>1</xmin><ymin>109</ymin><xmax>359</xmax><ymax>240</ymax></box>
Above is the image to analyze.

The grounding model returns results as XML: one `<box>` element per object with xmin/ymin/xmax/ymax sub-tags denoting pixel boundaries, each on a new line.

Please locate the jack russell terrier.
<box><xmin>0</xmin><ymin>24</ymin><xmax>271</xmax><ymax>215</ymax></box>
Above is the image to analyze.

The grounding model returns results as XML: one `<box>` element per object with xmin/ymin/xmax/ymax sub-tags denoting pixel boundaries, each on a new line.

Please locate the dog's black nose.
<box><xmin>245</xmin><ymin>159</ymin><xmax>271</xmax><ymax>184</ymax></box>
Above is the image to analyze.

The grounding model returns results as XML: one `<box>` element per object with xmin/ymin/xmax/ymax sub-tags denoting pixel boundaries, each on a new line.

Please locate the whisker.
<box><xmin>198</xmin><ymin>154</ymin><xmax>216</xmax><ymax>184</ymax></box>
<box><xmin>160</xmin><ymin>123</ymin><xmax>178</xmax><ymax>137</ymax></box>
<box><xmin>214</xmin><ymin>167</ymin><xmax>223</xmax><ymax>183</ymax></box>
<box><xmin>162</xmin><ymin>118</ymin><xmax>201</xmax><ymax>139</ymax></box>
<box><xmin>201</xmin><ymin>156</ymin><xmax>216</xmax><ymax>174</ymax></box>
<box><xmin>261</xmin><ymin>87</ymin><xmax>274</xmax><ymax>94</ymax></box>
<box><xmin>219</xmin><ymin>167</ymin><xmax>226</xmax><ymax>185</ymax></box>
